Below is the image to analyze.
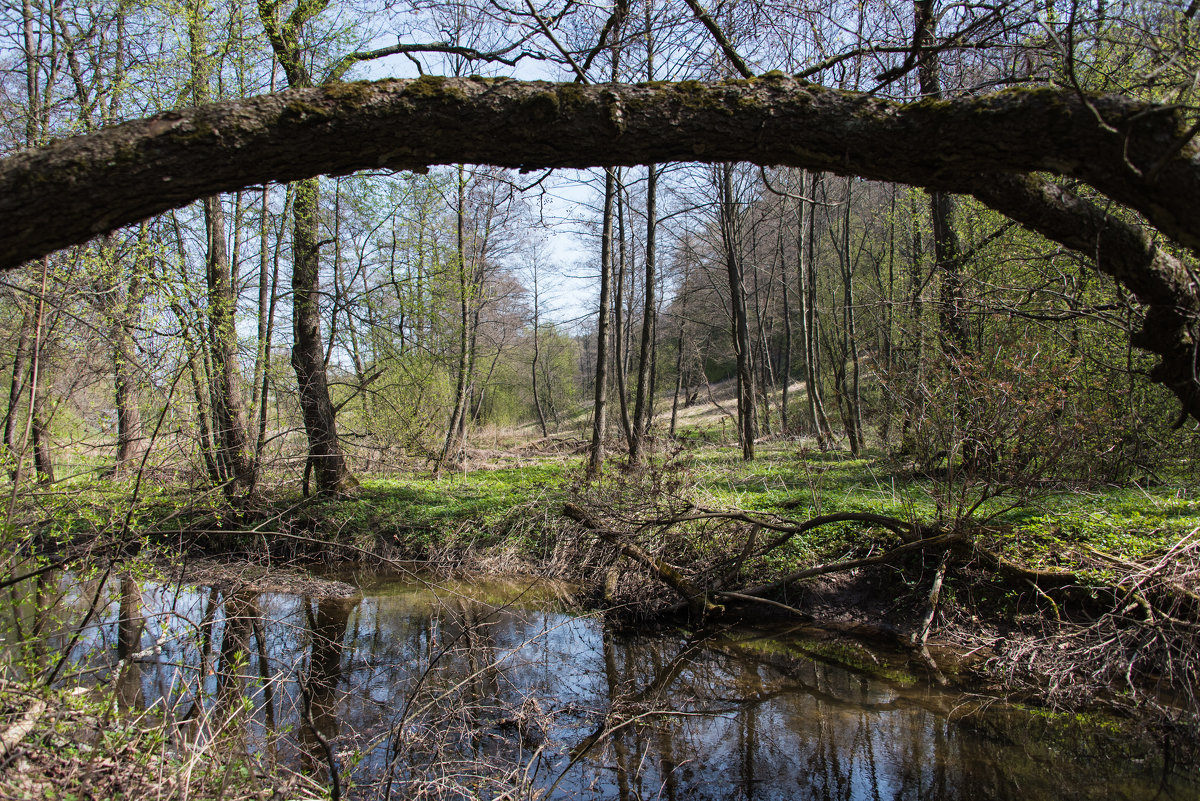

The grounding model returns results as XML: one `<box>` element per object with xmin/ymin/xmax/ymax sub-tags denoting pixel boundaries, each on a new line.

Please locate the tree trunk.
<box><xmin>258</xmin><ymin>0</ymin><xmax>355</xmax><ymax>495</ymax></box>
<box><xmin>779</xmin><ymin>210</ymin><xmax>792</xmax><ymax>434</ymax></box>
<box><xmin>612</xmin><ymin>172</ymin><xmax>634</xmax><ymax>446</ymax></box>
<box><xmin>914</xmin><ymin>0</ymin><xmax>970</xmax><ymax>354</ymax></box>
<box><xmin>3</xmin><ymin>303</ymin><xmax>33</xmax><ymax>462</ymax></box>
<box><xmin>7</xmin><ymin>78</ymin><xmax>1200</xmax><ymax>270</ymax></box>
<box><xmin>751</xmin><ymin>236</ymin><xmax>777</xmax><ymax>437</ymax></box>
<box><xmin>840</xmin><ymin>177</ymin><xmax>865</xmax><ymax>453</ymax></box>
<box><xmin>901</xmin><ymin>191</ymin><xmax>926</xmax><ymax>444</ymax></box>
<box><xmin>292</xmin><ymin>178</ymin><xmax>356</xmax><ymax>495</ymax></box>
<box><xmin>7</xmin><ymin>79</ymin><xmax>1200</xmax><ymax>421</ymax></box>
<box><xmin>629</xmin><ymin>163</ymin><xmax>657</xmax><ymax>463</ymax></box>
<box><xmin>531</xmin><ymin>271</ymin><xmax>549</xmax><ymax>439</ymax></box>
<box><xmin>587</xmin><ymin>169</ymin><xmax>616</xmax><ymax>479</ymax></box>
<box><xmin>878</xmin><ymin>185</ymin><xmax>898</xmax><ymax>445</ymax></box>
<box><xmin>31</xmin><ymin>388</ymin><xmax>52</xmax><ymax>484</ymax></box>
<box><xmin>255</xmin><ymin>185</ymin><xmax>289</xmax><ymax>474</ymax></box>
<box><xmin>669</xmin><ymin>250</ymin><xmax>692</xmax><ymax>438</ymax></box>
<box><xmin>440</xmin><ymin>165</ymin><xmax>473</xmax><ymax>470</ymax></box>
<box><xmin>112</xmin><ymin>286</ymin><xmax>146</xmax><ymax>476</ymax></box>
<box><xmin>204</xmin><ymin>195</ymin><xmax>255</xmax><ymax>499</ymax></box>
<box><xmin>800</xmin><ymin>171</ymin><xmax>836</xmax><ymax>447</ymax></box>
<box><xmin>720</xmin><ymin>164</ymin><xmax>756</xmax><ymax>460</ymax></box>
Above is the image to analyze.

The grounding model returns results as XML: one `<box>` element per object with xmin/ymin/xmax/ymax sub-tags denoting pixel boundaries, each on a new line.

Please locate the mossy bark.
<box><xmin>3</xmin><ymin>77</ymin><xmax>1200</xmax><ymax>420</ymax></box>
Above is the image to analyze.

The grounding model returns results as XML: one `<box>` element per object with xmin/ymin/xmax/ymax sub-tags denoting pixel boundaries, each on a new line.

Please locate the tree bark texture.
<box><xmin>720</xmin><ymin>164</ymin><xmax>757</xmax><ymax>460</ymax></box>
<box><xmin>587</xmin><ymin>169</ymin><xmax>616</xmax><ymax>478</ymax></box>
<box><xmin>203</xmin><ymin>196</ymin><xmax>255</xmax><ymax>499</ymax></box>
<box><xmin>2</xmin><ymin>76</ymin><xmax>1199</xmax><ymax>417</ymax></box>
<box><xmin>5</xmin><ymin>78</ymin><xmax>1198</xmax><ymax>268</ymax></box>
<box><xmin>629</xmin><ymin>163</ymin><xmax>657</xmax><ymax>463</ymax></box>
<box><xmin>913</xmin><ymin>0</ymin><xmax>970</xmax><ymax>353</ymax></box>
<box><xmin>112</xmin><ymin>301</ymin><xmax>146</xmax><ymax>474</ymax></box>
<box><xmin>291</xmin><ymin>178</ymin><xmax>356</xmax><ymax>495</ymax></box>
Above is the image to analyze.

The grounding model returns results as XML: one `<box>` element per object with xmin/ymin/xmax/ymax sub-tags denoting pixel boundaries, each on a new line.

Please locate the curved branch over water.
<box><xmin>3</xmin><ymin>77</ymin><xmax>1198</xmax><ymax>268</ymax></box>
<box><xmin>3</xmin><ymin>76</ymin><xmax>1199</xmax><ymax>416</ymax></box>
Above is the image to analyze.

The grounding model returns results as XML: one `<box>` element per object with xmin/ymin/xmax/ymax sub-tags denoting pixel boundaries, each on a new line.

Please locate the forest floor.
<box><xmin>28</xmin><ymin>437</ymin><xmax>1200</xmax><ymax>626</ymax></box>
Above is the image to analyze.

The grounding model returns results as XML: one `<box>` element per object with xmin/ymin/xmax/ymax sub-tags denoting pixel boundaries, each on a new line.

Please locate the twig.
<box><xmin>712</xmin><ymin>590</ymin><xmax>811</xmax><ymax>619</ymax></box>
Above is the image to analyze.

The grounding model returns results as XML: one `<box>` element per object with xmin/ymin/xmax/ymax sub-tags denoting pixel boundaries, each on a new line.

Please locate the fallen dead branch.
<box><xmin>562</xmin><ymin>499</ymin><xmax>1200</xmax><ymax>719</ymax></box>
<box><xmin>732</xmin><ymin>529</ymin><xmax>963</xmax><ymax>600</ymax></box>
<box><xmin>0</xmin><ymin>696</ymin><xmax>46</xmax><ymax>760</ymax></box>
<box><xmin>563</xmin><ymin>502</ymin><xmax>718</xmax><ymax>615</ymax></box>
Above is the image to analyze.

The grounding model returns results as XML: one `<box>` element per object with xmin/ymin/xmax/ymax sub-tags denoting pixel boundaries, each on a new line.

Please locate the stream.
<box><xmin>9</xmin><ymin>568</ymin><xmax>1196</xmax><ymax>800</ymax></box>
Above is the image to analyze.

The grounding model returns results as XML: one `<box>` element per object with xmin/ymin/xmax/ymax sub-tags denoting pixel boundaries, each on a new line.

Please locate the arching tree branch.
<box><xmin>3</xmin><ymin>77</ymin><xmax>1198</xmax><ymax>270</ymax></box>
<box><xmin>2</xmin><ymin>75</ymin><xmax>1199</xmax><ymax>414</ymax></box>
<box><xmin>969</xmin><ymin>173</ymin><xmax>1200</xmax><ymax>420</ymax></box>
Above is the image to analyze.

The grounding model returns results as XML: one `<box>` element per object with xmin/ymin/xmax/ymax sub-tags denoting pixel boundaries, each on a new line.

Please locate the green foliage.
<box><xmin>295</xmin><ymin>461</ymin><xmax>571</xmax><ymax>554</ymax></box>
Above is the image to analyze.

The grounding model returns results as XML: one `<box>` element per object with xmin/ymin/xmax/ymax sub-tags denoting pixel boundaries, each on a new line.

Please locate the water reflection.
<box><xmin>4</xmin><ymin>570</ymin><xmax>1192</xmax><ymax>800</ymax></box>
<box><xmin>300</xmin><ymin>595</ymin><xmax>357</xmax><ymax>784</ymax></box>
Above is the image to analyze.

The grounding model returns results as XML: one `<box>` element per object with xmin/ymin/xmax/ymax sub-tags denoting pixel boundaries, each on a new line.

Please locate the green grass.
<box><xmin>652</xmin><ymin>442</ymin><xmax>1198</xmax><ymax>574</ymax></box>
<box><xmin>310</xmin><ymin>461</ymin><xmax>574</xmax><ymax>551</ymax></box>
<box><xmin>686</xmin><ymin>445</ymin><xmax>930</xmax><ymax>516</ymax></box>
<box><xmin>14</xmin><ymin>442</ymin><xmax>1197</xmax><ymax>576</ymax></box>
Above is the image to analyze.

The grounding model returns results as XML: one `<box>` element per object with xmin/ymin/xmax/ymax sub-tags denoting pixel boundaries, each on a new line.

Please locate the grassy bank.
<box><xmin>20</xmin><ymin>442</ymin><xmax>1199</xmax><ymax>586</ymax></box>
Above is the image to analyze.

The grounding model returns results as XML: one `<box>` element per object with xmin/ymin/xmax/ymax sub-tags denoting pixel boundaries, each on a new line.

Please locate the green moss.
<box><xmin>1014</xmin><ymin>703</ymin><xmax>1127</xmax><ymax>734</ymax></box>
<box><xmin>524</xmin><ymin>90</ymin><xmax>560</xmax><ymax>121</ymax></box>
<box><xmin>661</xmin><ymin>80</ymin><xmax>736</xmax><ymax>115</ymax></box>
<box><xmin>733</xmin><ymin>632</ymin><xmax>918</xmax><ymax>685</ymax></box>
<box><xmin>167</xmin><ymin>120</ymin><xmax>216</xmax><ymax>144</ymax></box>
<box><xmin>555</xmin><ymin>83</ymin><xmax>588</xmax><ymax>112</ymax></box>
<box><xmin>284</xmin><ymin>99</ymin><xmax>329</xmax><ymax>120</ymax></box>
<box><xmin>322</xmin><ymin>80</ymin><xmax>376</xmax><ymax>105</ymax></box>
<box><xmin>907</xmin><ymin>96</ymin><xmax>954</xmax><ymax>114</ymax></box>
<box><xmin>404</xmin><ymin>74</ymin><xmax>467</xmax><ymax>102</ymax></box>
<box><xmin>789</xmin><ymin>638</ymin><xmax>919</xmax><ymax>685</ymax></box>
<box><xmin>735</xmin><ymin>92</ymin><xmax>763</xmax><ymax>112</ymax></box>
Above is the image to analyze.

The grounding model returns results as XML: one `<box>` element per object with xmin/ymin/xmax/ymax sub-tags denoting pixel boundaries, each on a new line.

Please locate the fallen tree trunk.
<box><xmin>4</xmin><ymin>77</ymin><xmax>1199</xmax><ymax>271</ymax></box>
<box><xmin>5</xmin><ymin>77</ymin><xmax>1199</xmax><ymax>422</ymax></box>
<box><xmin>0</xmin><ymin>697</ymin><xmax>46</xmax><ymax>760</ymax></box>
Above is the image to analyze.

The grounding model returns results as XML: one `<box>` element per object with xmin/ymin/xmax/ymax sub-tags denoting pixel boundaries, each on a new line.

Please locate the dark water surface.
<box><xmin>15</xmin><ymin>569</ymin><xmax>1197</xmax><ymax>800</ymax></box>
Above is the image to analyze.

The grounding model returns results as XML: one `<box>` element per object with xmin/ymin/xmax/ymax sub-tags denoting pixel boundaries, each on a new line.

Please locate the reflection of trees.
<box><xmin>450</xmin><ymin>596</ymin><xmax>502</xmax><ymax>735</ymax></box>
<box><xmin>561</xmin><ymin>628</ymin><xmax>982</xmax><ymax>801</ymax></box>
<box><xmin>3</xmin><ymin>570</ymin><xmax>63</xmax><ymax>678</ymax></box>
<box><xmin>248</xmin><ymin>594</ymin><xmax>277</xmax><ymax>737</ymax></box>
<box><xmin>50</xmin><ymin>575</ymin><xmax>1174</xmax><ymax>800</ymax></box>
<box><xmin>115</xmin><ymin>577</ymin><xmax>144</xmax><ymax>712</ymax></box>
<box><xmin>562</xmin><ymin>628</ymin><xmax>709</xmax><ymax>799</ymax></box>
<box><xmin>214</xmin><ymin>593</ymin><xmax>253</xmax><ymax>714</ymax></box>
<box><xmin>299</xmin><ymin>595</ymin><xmax>359</xmax><ymax>781</ymax></box>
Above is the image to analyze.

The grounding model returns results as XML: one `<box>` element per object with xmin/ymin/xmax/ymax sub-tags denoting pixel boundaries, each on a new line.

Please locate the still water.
<box><xmin>20</xmin><ymin>569</ymin><xmax>1197</xmax><ymax>800</ymax></box>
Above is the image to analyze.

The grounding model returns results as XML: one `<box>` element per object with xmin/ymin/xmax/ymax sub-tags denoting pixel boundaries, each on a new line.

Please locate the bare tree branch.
<box><xmin>680</xmin><ymin>0</ymin><xmax>754</xmax><ymax>79</ymax></box>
